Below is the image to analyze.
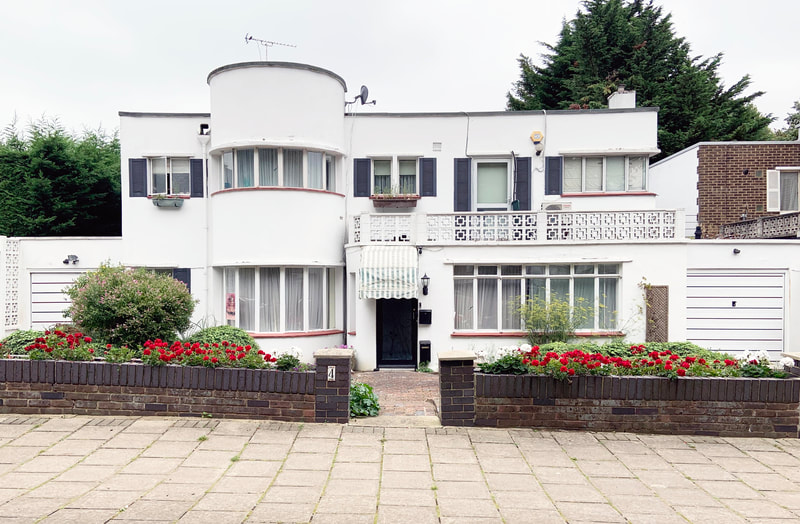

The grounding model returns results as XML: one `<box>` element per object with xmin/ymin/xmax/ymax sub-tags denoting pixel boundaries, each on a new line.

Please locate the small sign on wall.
<box><xmin>327</xmin><ymin>366</ymin><xmax>336</xmax><ymax>382</ymax></box>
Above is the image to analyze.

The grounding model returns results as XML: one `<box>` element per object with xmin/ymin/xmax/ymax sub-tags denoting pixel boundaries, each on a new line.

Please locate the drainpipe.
<box><xmin>197</xmin><ymin>128</ymin><xmax>211</xmax><ymax>321</ymax></box>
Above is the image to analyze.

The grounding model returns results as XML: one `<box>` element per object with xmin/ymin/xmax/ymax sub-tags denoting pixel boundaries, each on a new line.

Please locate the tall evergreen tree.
<box><xmin>507</xmin><ymin>0</ymin><xmax>774</xmax><ymax>159</ymax></box>
<box><xmin>0</xmin><ymin>119</ymin><xmax>121</xmax><ymax>237</ymax></box>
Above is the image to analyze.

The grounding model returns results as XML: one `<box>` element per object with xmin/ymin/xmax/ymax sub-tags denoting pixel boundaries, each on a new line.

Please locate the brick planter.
<box><xmin>438</xmin><ymin>354</ymin><xmax>800</xmax><ymax>437</ymax></box>
<box><xmin>0</xmin><ymin>351</ymin><xmax>353</xmax><ymax>423</ymax></box>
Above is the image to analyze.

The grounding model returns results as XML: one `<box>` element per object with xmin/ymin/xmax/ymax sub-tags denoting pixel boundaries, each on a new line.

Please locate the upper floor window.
<box><xmin>151</xmin><ymin>157</ymin><xmax>190</xmax><ymax>195</ymax></box>
<box><xmin>767</xmin><ymin>170</ymin><xmax>799</xmax><ymax>212</ymax></box>
<box><xmin>371</xmin><ymin>157</ymin><xmax>418</xmax><ymax>195</ymax></box>
<box><xmin>221</xmin><ymin>148</ymin><xmax>338</xmax><ymax>192</ymax></box>
<box><xmin>476</xmin><ymin>161</ymin><xmax>509</xmax><ymax>211</ymax></box>
<box><xmin>562</xmin><ymin>156</ymin><xmax>647</xmax><ymax>193</ymax></box>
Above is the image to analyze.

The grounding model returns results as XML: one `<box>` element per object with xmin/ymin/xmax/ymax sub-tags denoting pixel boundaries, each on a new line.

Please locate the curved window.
<box><xmin>224</xmin><ymin>266</ymin><xmax>338</xmax><ymax>333</ymax></box>
<box><xmin>220</xmin><ymin>148</ymin><xmax>339</xmax><ymax>191</ymax></box>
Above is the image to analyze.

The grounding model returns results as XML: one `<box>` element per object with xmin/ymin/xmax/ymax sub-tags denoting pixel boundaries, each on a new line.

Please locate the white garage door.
<box><xmin>686</xmin><ymin>270</ymin><xmax>785</xmax><ymax>358</ymax></box>
<box><xmin>30</xmin><ymin>272</ymin><xmax>83</xmax><ymax>330</ymax></box>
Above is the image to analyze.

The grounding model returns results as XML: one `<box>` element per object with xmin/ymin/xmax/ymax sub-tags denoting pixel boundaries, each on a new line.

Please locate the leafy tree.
<box><xmin>770</xmin><ymin>100</ymin><xmax>800</xmax><ymax>141</ymax></box>
<box><xmin>507</xmin><ymin>0</ymin><xmax>774</xmax><ymax>159</ymax></box>
<box><xmin>0</xmin><ymin>118</ymin><xmax>120</xmax><ymax>236</ymax></box>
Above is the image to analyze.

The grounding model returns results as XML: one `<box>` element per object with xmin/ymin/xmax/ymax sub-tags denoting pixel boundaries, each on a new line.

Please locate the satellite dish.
<box><xmin>359</xmin><ymin>86</ymin><xmax>369</xmax><ymax>105</ymax></box>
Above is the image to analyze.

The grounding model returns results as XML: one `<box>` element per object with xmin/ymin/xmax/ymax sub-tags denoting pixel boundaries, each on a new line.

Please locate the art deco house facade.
<box><xmin>2</xmin><ymin>62</ymin><xmax>799</xmax><ymax>368</ymax></box>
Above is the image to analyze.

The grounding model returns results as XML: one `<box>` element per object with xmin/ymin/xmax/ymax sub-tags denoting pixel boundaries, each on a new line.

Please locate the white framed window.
<box><xmin>563</xmin><ymin>156</ymin><xmax>647</xmax><ymax>193</ymax></box>
<box><xmin>223</xmin><ymin>266</ymin><xmax>337</xmax><ymax>333</ymax></box>
<box><xmin>475</xmin><ymin>161</ymin><xmax>510</xmax><ymax>210</ymax></box>
<box><xmin>150</xmin><ymin>157</ymin><xmax>190</xmax><ymax>195</ymax></box>
<box><xmin>767</xmin><ymin>169</ymin><xmax>799</xmax><ymax>212</ymax></box>
<box><xmin>220</xmin><ymin>148</ymin><xmax>338</xmax><ymax>191</ymax></box>
<box><xmin>370</xmin><ymin>157</ymin><xmax>419</xmax><ymax>195</ymax></box>
<box><xmin>453</xmin><ymin>263</ymin><xmax>619</xmax><ymax>331</ymax></box>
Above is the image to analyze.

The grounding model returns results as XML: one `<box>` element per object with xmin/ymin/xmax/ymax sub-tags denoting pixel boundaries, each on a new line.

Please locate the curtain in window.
<box><xmin>327</xmin><ymin>268</ymin><xmax>336</xmax><ymax>329</ymax></box>
<box><xmin>237</xmin><ymin>149</ymin><xmax>255</xmax><ymax>188</ymax></box>
<box><xmin>325</xmin><ymin>155</ymin><xmax>336</xmax><ymax>192</ymax></box>
<box><xmin>238</xmin><ymin>268</ymin><xmax>255</xmax><ymax>331</ymax></box>
<box><xmin>502</xmin><ymin>278</ymin><xmax>521</xmax><ymax>329</ymax></box>
<box><xmin>550</xmin><ymin>279</ymin><xmax>569</xmax><ymax>303</ymax></box>
<box><xmin>151</xmin><ymin>157</ymin><xmax>167</xmax><ymax>194</ymax></box>
<box><xmin>373</xmin><ymin>160</ymin><xmax>391</xmax><ymax>194</ymax></box>
<box><xmin>606</xmin><ymin>157</ymin><xmax>625</xmax><ymax>192</ymax></box>
<box><xmin>171</xmin><ymin>158</ymin><xmax>191</xmax><ymax>194</ymax></box>
<box><xmin>259</xmin><ymin>268</ymin><xmax>279</xmax><ymax>332</ymax></box>
<box><xmin>285</xmin><ymin>268</ymin><xmax>304</xmax><ymax>330</ymax></box>
<box><xmin>585</xmin><ymin>158</ymin><xmax>602</xmax><ymax>192</ymax></box>
<box><xmin>477</xmin><ymin>278</ymin><xmax>498</xmax><ymax>329</ymax></box>
<box><xmin>223</xmin><ymin>152</ymin><xmax>234</xmax><ymax>189</ymax></box>
<box><xmin>598</xmin><ymin>278</ymin><xmax>617</xmax><ymax>329</ymax></box>
<box><xmin>454</xmin><ymin>280</ymin><xmax>473</xmax><ymax>329</ymax></box>
<box><xmin>628</xmin><ymin>157</ymin><xmax>646</xmax><ymax>191</ymax></box>
<box><xmin>563</xmin><ymin>157</ymin><xmax>582</xmax><ymax>192</ymax></box>
<box><xmin>224</xmin><ymin>268</ymin><xmax>236</xmax><ymax>326</ymax></box>
<box><xmin>399</xmin><ymin>159</ymin><xmax>416</xmax><ymax>194</ymax></box>
<box><xmin>476</xmin><ymin>162</ymin><xmax>507</xmax><ymax>205</ymax></box>
<box><xmin>525</xmin><ymin>278</ymin><xmax>546</xmax><ymax>302</ymax></box>
<box><xmin>258</xmin><ymin>148</ymin><xmax>278</xmax><ymax>186</ymax></box>
<box><xmin>780</xmin><ymin>172</ymin><xmax>799</xmax><ymax>211</ymax></box>
<box><xmin>574</xmin><ymin>277</ymin><xmax>595</xmax><ymax>329</ymax></box>
<box><xmin>308</xmin><ymin>268</ymin><xmax>324</xmax><ymax>330</ymax></box>
<box><xmin>284</xmin><ymin>150</ymin><xmax>303</xmax><ymax>188</ymax></box>
<box><xmin>307</xmin><ymin>152</ymin><xmax>323</xmax><ymax>189</ymax></box>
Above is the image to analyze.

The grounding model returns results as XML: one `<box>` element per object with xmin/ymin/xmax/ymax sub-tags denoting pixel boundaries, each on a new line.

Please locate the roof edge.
<box><xmin>118</xmin><ymin>111</ymin><xmax>210</xmax><ymax>118</ymax></box>
<box><xmin>207</xmin><ymin>61</ymin><xmax>347</xmax><ymax>91</ymax></box>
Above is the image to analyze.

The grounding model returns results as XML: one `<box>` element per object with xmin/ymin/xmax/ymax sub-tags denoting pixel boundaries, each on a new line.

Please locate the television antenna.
<box><xmin>245</xmin><ymin>34</ymin><xmax>296</xmax><ymax>61</ymax></box>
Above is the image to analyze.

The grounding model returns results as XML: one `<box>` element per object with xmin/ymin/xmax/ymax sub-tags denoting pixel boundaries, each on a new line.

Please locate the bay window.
<box><xmin>223</xmin><ymin>266</ymin><xmax>337</xmax><ymax>333</ymax></box>
<box><xmin>453</xmin><ymin>263</ymin><xmax>619</xmax><ymax>331</ymax></box>
<box><xmin>220</xmin><ymin>148</ymin><xmax>338</xmax><ymax>191</ymax></box>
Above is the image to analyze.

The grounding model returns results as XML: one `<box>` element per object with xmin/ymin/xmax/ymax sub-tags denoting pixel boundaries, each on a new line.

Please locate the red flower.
<box><xmin>143</xmin><ymin>349</ymin><xmax>151</xmax><ymax>356</ymax></box>
<box><xmin>567</xmin><ymin>368</ymin><xmax>575</xmax><ymax>376</ymax></box>
<box><xmin>211</xmin><ymin>357</ymin><xmax>218</xmax><ymax>364</ymax></box>
<box><xmin>560</xmin><ymin>365</ymin><xmax>567</xmax><ymax>372</ymax></box>
<box><xmin>677</xmin><ymin>368</ymin><xmax>686</xmax><ymax>376</ymax></box>
<box><xmin>83</xmin><ymin>336</ymin><xmax>92</xmax><ymax>343</ymax></box>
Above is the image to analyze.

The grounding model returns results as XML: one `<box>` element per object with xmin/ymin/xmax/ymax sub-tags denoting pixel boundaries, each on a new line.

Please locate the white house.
<box><xmin>2</xmin><ymin>62</ymin><xmax>798</xmax><ymax>368</ymax></box>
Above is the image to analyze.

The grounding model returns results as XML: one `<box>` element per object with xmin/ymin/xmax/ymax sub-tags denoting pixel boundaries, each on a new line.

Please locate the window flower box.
<box><xmin>369</xmin><ymin>193</ymin><xmax>420</xmax><ymax>208</ymax></box>
<box><xmin>151</xmin><ymin>195</ymin><xmax>185</xmax><ymax>208</ymax></box>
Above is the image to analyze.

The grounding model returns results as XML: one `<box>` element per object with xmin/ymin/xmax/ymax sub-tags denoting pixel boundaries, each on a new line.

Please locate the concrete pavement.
<box><xmin>0</xmin><ymin>415</ymin><xmax>799</xmax><ymax>522</ymax></box>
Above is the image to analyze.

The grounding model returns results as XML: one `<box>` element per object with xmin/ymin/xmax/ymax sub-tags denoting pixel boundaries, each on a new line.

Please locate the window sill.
<box><xmin>561</xmin><ymin>192</ymin><xmax>655</xmax><ymax>197</ymax></box>
<box><xmin>450</xmin><ymin>330</ymin><xmax>624</xmax><ymax>338</ymax></box>
<box><xmin>247</xmin><ymin>329</ymin><xmax>344</xmax><ymax>338</ymax></box>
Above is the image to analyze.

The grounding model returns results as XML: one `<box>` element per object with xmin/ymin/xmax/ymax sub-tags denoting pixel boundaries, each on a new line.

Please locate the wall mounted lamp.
<box><xmin>63</xmin><ymin>255</ymin><xmax>79</xmax><ymax>265</ymax></box>
<box><xmin>421</xmin><ymin>273</ymin><xmax>430</xmax><ymax>295</ymax></box>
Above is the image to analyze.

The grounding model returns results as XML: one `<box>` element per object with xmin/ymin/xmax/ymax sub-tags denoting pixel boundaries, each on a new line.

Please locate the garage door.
<box><xmin>686</xmin><ymin>270</ymin><xmax>785</xmax><ymax>358</ymax></box>
<box><xmin>30</xmin><ymin>272</ymin><xmax>83</xmax><ymax>330</ymax></box>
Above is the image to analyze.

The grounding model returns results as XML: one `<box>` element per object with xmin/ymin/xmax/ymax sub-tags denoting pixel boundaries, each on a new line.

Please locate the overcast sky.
<box><xmin>1</xmin><ymin>0</ymin><xmax>797</xmax><ymax>136</ymax></box>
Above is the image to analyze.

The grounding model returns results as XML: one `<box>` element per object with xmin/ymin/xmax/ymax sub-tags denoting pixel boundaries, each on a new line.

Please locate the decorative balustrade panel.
<box><xmin>721</xmin><ymin>212</ymin><xmax>800</xmax><ymax>239</ymax></box>
<box><xmin>368</xmin><ymin>214</ymin><xmax>414</xmax><ymax>242</ymax></box>
<box><xmin>426</xmin><ymin>213</ymin><xmax>537</xmax><ymax>243</ymax></box>
<box><xmin>545</xmin><ymin>211</ymin><xmax>676</xmax><ymax>241</ymax></box>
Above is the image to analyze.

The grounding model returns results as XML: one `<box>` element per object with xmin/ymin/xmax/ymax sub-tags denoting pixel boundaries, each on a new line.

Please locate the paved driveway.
<box><xmin>0</xmin><ymin>415</ymin><xmax>799</xmax><ymax>522</ymax></box>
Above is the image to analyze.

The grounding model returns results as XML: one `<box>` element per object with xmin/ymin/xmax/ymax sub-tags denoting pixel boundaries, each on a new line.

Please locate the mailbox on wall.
<box><xmin>419</xmin><ymin>340</ymin><xmax>431</xmax><ymax>364</ymax></box>
<box><xmin>419</xmin><ymin>309</ymin><xmax>432</xmax><ymax>325</ymax></box>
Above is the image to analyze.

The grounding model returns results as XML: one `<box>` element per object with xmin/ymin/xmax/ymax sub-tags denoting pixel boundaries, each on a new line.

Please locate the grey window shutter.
<box><xmin>190</xmin><ymin>159</ymin><xmax>204</xmax><ymax>198</ymax></box>
<box><xmin>129</xmin><ymin>158</ymin><xmax>147</xmax><ymax>197</ymax></box>
<box><xmin>420</xmin><ymin>158</ymin><xmax>437</xmax><ymax>197</ymax></box>
<box><xmin>545</xmin><ymin>156</ymin><xmax>563</xmax><ymax>196</ymax></box>
<box><xmin>454</xmin><ymin>158</ymin><xmax>471</xmax><ymax>211</ymax></box>
<box><xmin>172</xmin><ymin>268</ymin><xmax>191</xmax><ymax>293</ymax></box>
<box><xmin>515</xmin><ymin>157</ymin><xmax>532</xmax><ymax>210</ymax></box>
<box><xmin>354</xmin><ymin>158</ymin><xmax>371</xmax><ymax>197</ymax></box>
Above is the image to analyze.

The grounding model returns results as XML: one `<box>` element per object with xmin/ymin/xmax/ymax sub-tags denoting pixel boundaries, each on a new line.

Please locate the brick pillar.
<box><xmin>438</xmin><ymin>351</ymin><xmax>476</xmax><ymax>427</ymax></box>
<box><xmin>313</xmin><ymin>348</ymin><xmax>353</xmax><ymax>423</ymax></box>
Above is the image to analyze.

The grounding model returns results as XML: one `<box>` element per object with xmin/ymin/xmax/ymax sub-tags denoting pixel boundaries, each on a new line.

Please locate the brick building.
<box><xmin>650</xmin><ymin>142</ymin><xmax>800</xmax><ymax>238</ymax></box>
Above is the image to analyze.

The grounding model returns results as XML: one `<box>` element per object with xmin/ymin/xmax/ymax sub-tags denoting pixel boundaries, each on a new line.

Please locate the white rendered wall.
<box><xmin>208</xmin><ymin>63</ymin><xmax>345</xmax><ymax>154</ymax></box>
<box><xmin>650</xmin><ymin>145</ymin><xmax>700</xmax><ymax>237</ymax></box>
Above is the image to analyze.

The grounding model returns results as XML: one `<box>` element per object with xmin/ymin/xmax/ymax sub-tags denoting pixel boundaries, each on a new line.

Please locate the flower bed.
<box><xmin>439</xmin><ymin>347</ymin><xmax>800</xmax><ymax>438</ymax></box>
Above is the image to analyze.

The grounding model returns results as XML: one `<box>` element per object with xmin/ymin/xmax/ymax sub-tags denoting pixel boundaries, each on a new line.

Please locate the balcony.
<box><xmin>350</xmin><ymin>210</ymin><xmax>682</xmax><ymax>245</ymax></box>
<box><xmin>720</xmin><ymin>213</ymin><xmax>800</xmax><ymax>239</ymax></box>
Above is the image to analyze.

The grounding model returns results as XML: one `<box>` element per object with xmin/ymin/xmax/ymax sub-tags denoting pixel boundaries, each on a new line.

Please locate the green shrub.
<box><xmin>65</xmin><ymin>264</ymin><xmax>195</xmax><ymax>347</ymax></box>
<box><xmin>1</xmin><ymin>330</ymin><xmax>43</xmax><ymax>355</ymax></box>
<box><xmin>350</xmin><ymin>382</ymin><xmax>380</xmax><ymax>417</ymax></box>
<box><xmin>275</xmin><ymin>353</ymin><xmax>300</xmax><ymax>371</ymax></box>
<box><xmin>520</xmin><ymin>296</ymin><xmax>593</xmax><ymax>346</ymax></box>
<box><xmin>185</xmin><ymin>325</ymin><xmax>259</xmax><ymax>351</ymax></box>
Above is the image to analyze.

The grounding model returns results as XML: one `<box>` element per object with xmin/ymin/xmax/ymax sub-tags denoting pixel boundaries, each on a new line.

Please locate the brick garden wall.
<box><xmin>0</xmin><ymin>351</ymin><xmax>353</xmax><ymax>423</ymax></box>
<box><xmin>697</xmin><ymin>143</ymin><xmax>800</xmax><ymax>238</ymax></box>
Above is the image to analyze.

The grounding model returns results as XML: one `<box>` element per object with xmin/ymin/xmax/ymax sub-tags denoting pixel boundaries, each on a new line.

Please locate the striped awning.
<box><xmin>358</xmin><ymin>245</ymin><xmax>419</xmax><ymax>299</ymax></box>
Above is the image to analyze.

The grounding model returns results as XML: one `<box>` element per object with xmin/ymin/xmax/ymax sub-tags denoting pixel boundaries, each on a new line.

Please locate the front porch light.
<box><xmin>421</xmin><ymin>273</ymin><xmax>430</xmax><ymax>295</ymax></box>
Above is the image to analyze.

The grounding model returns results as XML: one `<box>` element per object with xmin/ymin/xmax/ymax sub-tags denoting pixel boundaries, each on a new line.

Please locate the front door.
<box><xmin>377</xmin><ymin>298</ymin><xmax>417</xmax><ymax>368</ymax></box>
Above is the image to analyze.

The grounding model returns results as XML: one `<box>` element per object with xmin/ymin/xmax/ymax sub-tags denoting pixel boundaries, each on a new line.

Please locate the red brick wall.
<box><xmin>697</xmin><ymin>143</ymin><xmax>800</xmax><ymax>238</ymax></box>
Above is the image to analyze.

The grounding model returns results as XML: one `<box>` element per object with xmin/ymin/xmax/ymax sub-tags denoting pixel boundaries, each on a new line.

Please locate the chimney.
<box><xmin>608</xmin><ymin>85</ymin><xmax>636</xmax><ymax>109</ymax></box>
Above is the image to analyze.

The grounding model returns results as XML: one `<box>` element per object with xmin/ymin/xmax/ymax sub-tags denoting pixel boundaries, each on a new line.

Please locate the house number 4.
<box><xmin>327</xmin><ymin>366</ymin><xmax>336</xmax><ymax>381</ymax></box>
